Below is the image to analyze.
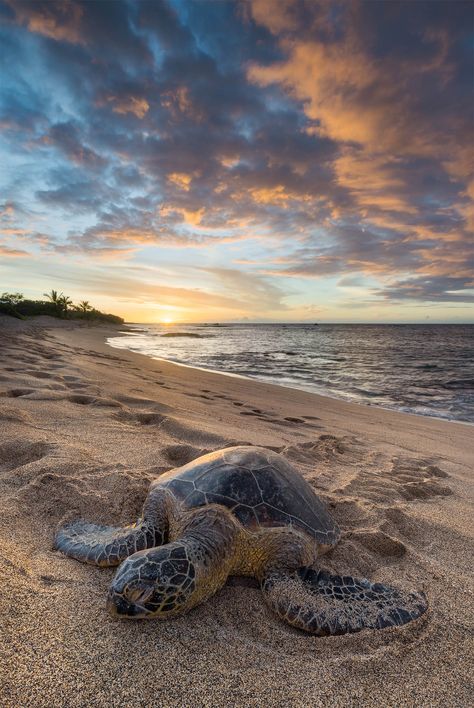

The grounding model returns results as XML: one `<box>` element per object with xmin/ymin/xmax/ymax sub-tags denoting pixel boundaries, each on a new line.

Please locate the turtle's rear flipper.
<box><xmin>261</xmin><ymin>567</ymin><xmax>427</xmax><ymax>635</ymax></box>
<box><xmin>54</xmin><ymin>519</ymin><xmax>163</xmax><ymax>566</ymax></box>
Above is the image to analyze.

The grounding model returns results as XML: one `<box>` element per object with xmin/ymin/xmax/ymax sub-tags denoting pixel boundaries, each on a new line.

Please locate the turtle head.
<box><xmin>106</xmin><ymin>543</ymin><xmax>196</xmax><ymax>619</ymax></box>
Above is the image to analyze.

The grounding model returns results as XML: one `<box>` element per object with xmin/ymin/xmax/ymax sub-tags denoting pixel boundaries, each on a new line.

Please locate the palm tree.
<box><xmin>77</xmin><ymin>300</ymin><xmax>92</xmax><ymax>314</ymax></box>
<box><xmin>58</xmin><ymin>295</ymin><xmax>73</xmax><ymax>317</ymax></box>
<box><xmin>43</xmin><ymin>289</ymin><xmax>64</xmax><ymax>316</ymax></box>
<box><xmin>43</xmin><ymin>290</ymin><xmax>72</xmax><ymax>317</ymax></box>
<box><xmin>43</xmin><ymin>289</ymin><xmax>61</xmax><ymax>306</ymax></box>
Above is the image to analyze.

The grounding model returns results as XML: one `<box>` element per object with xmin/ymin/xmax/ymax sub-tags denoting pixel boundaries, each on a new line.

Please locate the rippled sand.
<box><xmin>1</xmin><ymin>315</ymin><xmax>472</xmax><ymax>707</ymax></box>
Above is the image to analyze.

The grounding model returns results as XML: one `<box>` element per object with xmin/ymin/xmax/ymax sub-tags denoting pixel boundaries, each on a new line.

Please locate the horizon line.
<box><xmin>125</xmin><ymin>321</ymin><xmax>474</xmax><ymax>326</ymax></box>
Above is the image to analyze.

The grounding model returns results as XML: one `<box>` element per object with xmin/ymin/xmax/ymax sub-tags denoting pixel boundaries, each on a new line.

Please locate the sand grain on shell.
<box><xmin>0</xmin><ymin>315</ymin><xmax>473</xmax><ymax>707</ymax></box>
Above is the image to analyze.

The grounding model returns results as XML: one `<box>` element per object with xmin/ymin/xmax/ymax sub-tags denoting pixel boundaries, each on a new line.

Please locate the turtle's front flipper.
<box><xmin>261</xmin><ymin>567</ymin><xmax>427</xmax><ymax>635</ymax></box>
<box><xmin>54</xmin><ymin>486</ymin><xmax>174</xmax><ymax>566</ymax></box>
<box><xmin>54</xmin><ymin>519</ymin><xmax>165</xmax><ymax>566</ymax></box>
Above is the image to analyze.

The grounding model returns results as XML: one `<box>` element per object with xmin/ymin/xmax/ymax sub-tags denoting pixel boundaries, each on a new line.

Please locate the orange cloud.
<box><xmin>248</xmin><ymin>15</ymin><xmax>471</xmax><ymax>288</ymax></box>
<box><xmin>167</xmin><ymin>173</ymin><xmax>192</xmax><ymax>191</ymax></box>
<box><xmin>0</xmin><ymin>202</ymin><xmax>15</xmax><ymax>218</ymax></box>
<box><xmin>249</xmin><ymin>39</ymin><xmax>388</xmax><ymax>148</ymax></box>
<box><xmin>106</xmin><ymin>96</ymin><xmax>149</xmax><ymax>119</ymax></box>
<box><xmin>334</xmin><ymin>151</ymin><xmax>404</xmax><ymax>193</ymax></box>
<box><xmin>160</xmin><ymin>205</ymin><xmax>204</xmax><ymax>226</ymax></box>
<box><xmin>248</xmin><ymin>184</ymin><xmax>312</xmax><ymax>207</ymax></box>
<box><xmin>0</xmin><ymin>228</ymin><xmax>32</xmax><ymax>235</ymax></box>
<box><xmin>9</xmin><ymin>0</ymin><xmax>84</xmax><ymax>44</ymax></box>
<box><xmin>0</xmin><ymin>245</ymin><xmax>30</xmax><ymax>257</ymax></box>
<box><xmin>248</xmin><ymin>25</ymin><xmax>456</xmax><ymax>159</ymax></box>
<box><xmin>160</xmin><ymin>86</ymin><xmax>203</xmax><ymax>122</ymax></box>
<box><xmin>220</xmin><ymin>155</ymin><xmax>240</xmax><ymax>169</ymax></box>
<box><xmin>247</xmin><ymin>0</ymin><xmax>299</xmax><ymax>35</ymax></box>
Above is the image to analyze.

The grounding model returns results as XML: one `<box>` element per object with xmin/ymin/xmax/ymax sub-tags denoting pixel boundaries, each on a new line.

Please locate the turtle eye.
<box><xmin>126</xmin><ymin>585</ymin><xmax>154</xmax><ymax>606</ymax></box>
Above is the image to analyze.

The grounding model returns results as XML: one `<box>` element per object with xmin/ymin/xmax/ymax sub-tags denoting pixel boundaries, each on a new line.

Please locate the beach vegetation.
<box><xmin>58</xmin><ymin>294</ymin><xmax>73</xmax><ymax>317</ymax></box>
<box><xmin>0</xmin><ymin>292</ymin><xmax>124</xmax><ymax>324</ymax></box>
<box><xmin>43</xmin><ymin>289</ymin><xmax>72</xmax><ymax>317</ymax></box>
<box><xmin>76</xmin><ymin>300</ymin><xmax>93</xmax><ymax>314</ymax></box>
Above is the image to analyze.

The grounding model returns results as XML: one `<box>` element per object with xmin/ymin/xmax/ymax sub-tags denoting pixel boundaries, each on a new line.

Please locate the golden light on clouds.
<box><xmin>1</xmin><ymin>0</ymin><xmax>472</xmax><ymax>323</ymax></box>
<box><xmin>111</xmin><ymin>96</ymin><xmax>149</xmax><ymax>119</ymax></box>
<box><xmin>167</xmin><ymin>173</ymin><xmax>192</xmax><ymax>191</ymax></box>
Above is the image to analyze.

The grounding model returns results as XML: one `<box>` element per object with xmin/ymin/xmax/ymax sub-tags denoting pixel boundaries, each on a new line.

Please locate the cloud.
<box><xmin>167</xmin><ymin>172</ymin><xmax>193</xmax><ymax>191</ymax></box>
<box><xmin>99</xmin><ymin>94</ymin><xmax>150</xmax><ymax>119</ymax></box>
<box><xmin>202</xmin><ymin>266</ymin><xmax>289</xmax><ymax>311</ymax></box>
<box><xmin>378</xmin><ymin>275</ymin><xmax>474</xmax><ymax>303</ymax></box>
<box><xmin>50</xmin><ymin>263</ymin><xmax>288</xmax><ymax>315</ymax></box>
<box><xmin>0</xmin><ymin>244</ymin><xmax>30</xmax><ymax>257</ymax></box>
<box><xmin>1</xmin><ymin>0</ymin><xmax>472</xmax><ymax>313</ymax></box>
<box><xmin>246</xmin><ymin>0</ymin><xmax>300</xmax><ymax>35</ymax></box>
<box><xmin>6</xmin><ymin>0</ymin><xmax>85</xmax><ymax>45</ymax></box>
<box><xmin>245</xmin><ymin>0</ymin><xmax>473</xmax><ymax>302</ymax></box>
<box><xmin>40</xmin><ymin>121</ymin><xmax>106</xmax><ymax>167</ymax></box>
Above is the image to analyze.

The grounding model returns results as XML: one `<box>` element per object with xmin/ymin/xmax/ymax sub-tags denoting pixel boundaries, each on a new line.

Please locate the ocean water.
<box><xmin>108</xmin><ymin>324</ymin><xmax>474</xmax><ymax>423</ymax></box>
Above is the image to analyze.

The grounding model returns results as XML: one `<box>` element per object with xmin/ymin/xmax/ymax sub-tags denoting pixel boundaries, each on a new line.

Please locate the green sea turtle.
<box><xmin>54</xmin><ymin>446</ymin><xmax>427</xmax><ymax>635</ymax></box>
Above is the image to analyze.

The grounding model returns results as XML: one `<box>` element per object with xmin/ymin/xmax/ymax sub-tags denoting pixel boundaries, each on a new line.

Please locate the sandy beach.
<box><xmin>0</xmin><ymin>316</ymin><xmax>472</xmax><ymax>707</ymax></box>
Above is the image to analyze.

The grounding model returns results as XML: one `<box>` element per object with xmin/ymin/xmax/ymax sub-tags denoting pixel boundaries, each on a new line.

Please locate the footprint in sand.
<box><xmin>391</xmin><ymin>458</ymin><xmax>451</xmax><ymax>500</ymax></box>
<box><xmin>0</xmin><ymin>388</ymin><xmax>36</xmax><ymax>398</ymax></box>
<box><xmin>381</xmin><ymin>507</ymin><xmax>424</xmax><ymax>538</ymax></box>
<box><xmin>331</xmin><ymin>449</ymin><xmax>451</xmax><ymax>504</ymax></box>
<box><xmin>162</xmin><ymin>443</ymin><xmax>208</xmax><ymax>466</ymax></box>
<box><xmin>22</xmin><ymin>370</ymin><xmax>55</xmax><ymax>380</ymax></box>
<box><xmin>0</xmin><ymin>406</ymin><xmax>32</xmax><ymax>423</ymax></box>
<box><xmin>348</xmin><ymin>529</ymin><xmax>407</xmax><ymax>560</ymax></box>
<box><xmin>113</xmin><ymin>410</ymin><xmax>167</xmax><ymax>426</ymax></box>
<box><xmin>329</xmin><ymin>527</ymin><xmax>409</xmax><ymax>578</ymax></box>
<box><xmin>0</xmin><ymin>439</ymin><xmax>53</xmax><ymax>474</ymax></box>
<box><xmin>63</xmin><ymin>382</ymin><xmax>93</xmax><ymax>390</ymax></box>
<box><xmin>24</xmin><ymin>390</ymin><xmax>68</xmax><ymax>401</ymax></box>
<box><xmin>185</xmin><ymin>392</ymin><xmax>213</xmax><ymax>401</ymax></box>
<box><xmin>67</xmin><ymin>394</ymin><xmax>122</xmax><ymax>407</ymax></box>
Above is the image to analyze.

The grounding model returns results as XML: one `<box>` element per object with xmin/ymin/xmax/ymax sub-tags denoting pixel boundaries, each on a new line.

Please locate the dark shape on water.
<box><xmin>161</xmin><ymin>332</ymin><xmax>213</xmax><ymax>338</ymax></box>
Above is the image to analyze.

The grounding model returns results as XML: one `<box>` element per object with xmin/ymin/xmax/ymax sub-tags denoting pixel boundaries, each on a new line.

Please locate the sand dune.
<box><xmin>0</xmin><ymin>316</ymin><xmax>472</xmax><ymax>707</ymax></box>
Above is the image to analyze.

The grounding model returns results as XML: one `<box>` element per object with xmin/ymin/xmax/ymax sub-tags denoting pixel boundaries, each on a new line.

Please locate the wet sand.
<box><xmin>0</xmin><ymin>316</ymin><xmax>472</xmax><ymax>707</ymax></box>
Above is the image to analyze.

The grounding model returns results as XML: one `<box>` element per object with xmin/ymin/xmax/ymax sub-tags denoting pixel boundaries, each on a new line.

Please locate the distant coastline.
<box><xmin>0</xmin><ymin>291</ymin><xmax>123</xmax><ymax>325</ymax></box>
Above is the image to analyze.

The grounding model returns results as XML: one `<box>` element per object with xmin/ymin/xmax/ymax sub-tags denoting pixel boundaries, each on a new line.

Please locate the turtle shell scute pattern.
<box><xmin>157</xmin><ymin>446</ymin><xmax>339</xmax><ymax>547</ymax></box>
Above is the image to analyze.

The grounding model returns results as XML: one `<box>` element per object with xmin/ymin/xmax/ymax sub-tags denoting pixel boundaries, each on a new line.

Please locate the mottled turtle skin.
<box><xmin>55</xmin><ymin>447</ymin><xmax>427</xmax><ymax>635</ymax></box>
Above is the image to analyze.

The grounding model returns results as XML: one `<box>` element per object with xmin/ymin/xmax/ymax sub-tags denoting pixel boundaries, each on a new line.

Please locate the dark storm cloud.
<box><xmin>1</xmin><ymin>0</ymin><xmax>473</xmax><ymax>304</ymax></box>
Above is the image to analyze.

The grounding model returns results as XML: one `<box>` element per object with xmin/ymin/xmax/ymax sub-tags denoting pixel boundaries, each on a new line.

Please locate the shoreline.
<box><xmin>108</xmin><ymin>333</ymin><xmax>474</xmax><ymax>428</ymax></box>
<box><xmin>1</xmin><ymin>316</ymin><xmax>473</xmax><ymax>707</ymax></box>
<box><xmin>107</xmin><ymin>323</ymin><xmax>474</xmax><ymax>425</ymax></box>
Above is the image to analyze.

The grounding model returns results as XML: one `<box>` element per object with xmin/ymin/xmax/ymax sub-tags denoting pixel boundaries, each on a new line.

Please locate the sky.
<box><xmin>1</xmin><ymin>0</ymin><xmax>473</xmax><ymax>323</ymax></box>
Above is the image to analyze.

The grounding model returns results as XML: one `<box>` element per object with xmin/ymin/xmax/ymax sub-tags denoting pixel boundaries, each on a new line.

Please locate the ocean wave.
<box><xmin>160</xmin><ymin>332</ymin><xmax>214</xmax><ymax>338</ymax></box>
<box><xmin>108</xmin><ymin>323</ymin><xmax>474</xmax><ymax>423</ymax></box>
